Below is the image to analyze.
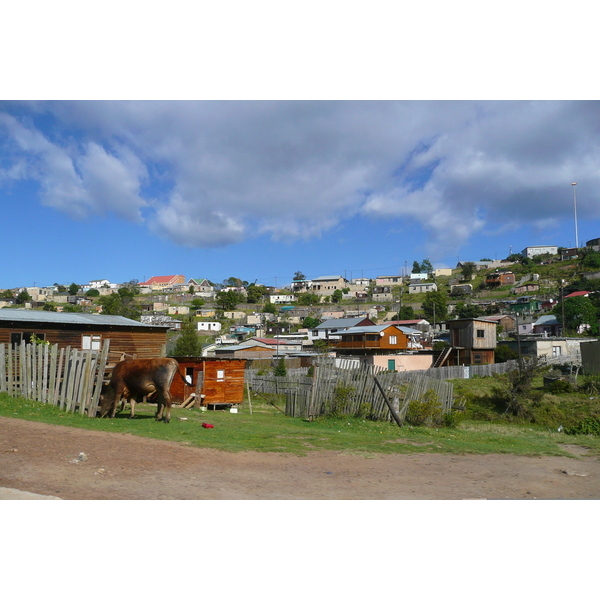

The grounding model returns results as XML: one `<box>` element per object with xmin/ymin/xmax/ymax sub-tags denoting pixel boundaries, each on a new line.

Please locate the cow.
<box><xmin>98</xmin><ymin>358</ymin><xmax>191</xmax><ymax>423</ymax></box>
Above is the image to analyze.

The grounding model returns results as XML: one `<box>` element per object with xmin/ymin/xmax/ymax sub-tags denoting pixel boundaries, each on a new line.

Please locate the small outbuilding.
<box><xmin>170</xmin><ymin>357</ymin><xmax>247</xmax><ymax>407</ymax></box>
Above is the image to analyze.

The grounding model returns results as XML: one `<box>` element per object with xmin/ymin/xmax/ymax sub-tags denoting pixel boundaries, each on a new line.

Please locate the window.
<box><xmin>82</xmin><ymin>334</ymin><xmax>102</xmax><ymax>350</ymax></box>
<box><xmin>473</xmin><ymin>353</ymin><xmax>482</xmax><ymax>364</ymax></box>
<box><xmin>389</xmin><ymin>335</ymin><xmax>397</xmax><ymax>345</ymax></box>
<box><xmin>217</xmin><ymin>369</ymin><xmax>225</xmax><ymax>382</ymax></box>
<box><xmin>476</xmin><ymin>329</ymin><xmax>485</xmax><ymax>338</ymax></box>
<box><xmin>11</xmin><ymin>332</ymin><xmax>45</xmax><ymax>346</ymax></box>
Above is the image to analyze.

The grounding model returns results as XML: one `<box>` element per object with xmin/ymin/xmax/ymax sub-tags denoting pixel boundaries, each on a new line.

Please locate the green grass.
<box><xmin>2</xmin><ymin>390</ymin><xmax>599</xmax><ymax>457</ymax></box>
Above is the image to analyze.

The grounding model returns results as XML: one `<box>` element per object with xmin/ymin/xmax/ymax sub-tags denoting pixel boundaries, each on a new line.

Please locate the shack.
<box><xmin>171</xmin><ymin>357</ymin><xmax>247</xmax><ymax>407</ymax></box>
<box><xmin>0</xmin><ymin>309</ymin><xmax>168</xmax><ymax>358</ymax></box>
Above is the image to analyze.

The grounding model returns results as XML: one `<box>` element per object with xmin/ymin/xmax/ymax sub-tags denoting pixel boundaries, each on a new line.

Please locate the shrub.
<box><xmin>406</xmin><ymin>389</ymin><xmax>444</xmax><ymax>426</ymax></box>
<box><xmin>564</xmin><ymin>417</ymin><xmax>600</xmax><ymax>436</ymax></box>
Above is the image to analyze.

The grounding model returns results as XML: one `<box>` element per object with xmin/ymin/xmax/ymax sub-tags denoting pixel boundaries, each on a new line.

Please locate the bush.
<box><xmin>564</xmin><ymin>417</ymin><xmax>600</xmax><ymax>436</ymax></box>
<box><xmin>406</xmin><ymin>390</ymin><xmax>444</xmax><ymax>426</ymax></box>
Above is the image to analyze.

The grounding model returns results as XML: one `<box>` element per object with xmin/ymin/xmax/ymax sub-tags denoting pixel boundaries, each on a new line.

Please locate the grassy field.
<box><xmin>2</xmin><ymin>383</ymin><xmax>600</xmax><ymax>457</ymax></box>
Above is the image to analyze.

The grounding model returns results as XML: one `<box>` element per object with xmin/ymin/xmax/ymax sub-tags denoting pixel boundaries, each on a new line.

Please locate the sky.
<box><xmin>2</xmin><ymin>100</ymin><xmax>599</xmax><ymax>290</ymax></box>
<box><xmin>1</xmin><ymin>4</ymin><xmax>598</xmax><ymax>294</ymax></box>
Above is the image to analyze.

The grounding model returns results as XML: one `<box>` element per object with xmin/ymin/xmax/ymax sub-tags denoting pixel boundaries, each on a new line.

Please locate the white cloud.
<box><xmin>2</xmin><ymin>101</ymin><xmax>600</xmax><ymax>254</ymax></box>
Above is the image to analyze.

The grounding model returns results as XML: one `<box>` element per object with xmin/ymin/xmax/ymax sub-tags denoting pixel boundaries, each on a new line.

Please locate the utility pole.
<box><xmin>572</xmin><ymin>182</ymin><xmax>579</xmax><ymax>248</ymax></box>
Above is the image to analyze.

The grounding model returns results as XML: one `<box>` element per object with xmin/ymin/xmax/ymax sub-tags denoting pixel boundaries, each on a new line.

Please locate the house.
<box><xmin>485</xmin><ymin>271</ymin><xmax>516</xmax><ymax>287</ymax></box>
<box><xmin>511</xmin><ymin>297</ymin><xmax>543</xmax><ymax>315</ymax></box>
<box><xmin>309</xmin><ymin>275</ymin><xmax>348</xmax><ymax>295</ymax></box>
<box><xmin>450</xmin><ymin>284</ymin><xmax>473</xmax><ymax>295</ymax></box>
<box><xmin>167</xmin><ymin>306</ymin><xmax>190</xmax><ymax>315</ymax></box>
<box><xmin>375</xmin><ymin>275</ymin><xmax>403</xmax><ymax>286</ymax></box>
<box><xmin>187</xmin><ymin>278</ymin><xmax>214</xmax><ymax>293</ymax></box>
<box><xmin>513</xmin><ymin>283</ymin><xmax>540</xmax><ymax>295</ymax></box>
<box><xmin>89</xmin><ymin>279</ymin><xmax>111</xmax><ymax>289</ymax></box>
<box><xmin>434</xmin><ymin>268</ymin><xmax>453</xmax><ymax>277</ymax></box>
<box><xmin>409</xmin><ymin>273</ymin><xmax>429</xmax><ymax>282</ymax></box>
<box><xmin>383</xmin><ymin>319</ymin><xmax>431</xmax><ymax>333</ymax></box>
<box><xmin>197</xmin><ymin>322</ymin><xmax>222</xmax><ymax>332</ymax></box>
<box><xmin>438</xmin><ymin>318</ymin><xmax>497</xmax><ymax>366</ymax></box>
<box><xmin>0</xmin><ymin>309</ymin><xmax>169</xmax><ymax>358</ymax></box>
<box><xmin>330</xmin><ymin>324</ymin><xmax>411</xmax><ymax>356</ymax></box>
<box><xmin>371</xmin><ymin>286</ymin><xmax>393</xmax><ymax>302</ymax></box>
<box><xmin>522</xmin><ymin>246</ymin><xmax>558</xmax><ymax>259</ymax></box>
<box><xmin>213</xmin><ymin>339</ymin><xmax>276</xmax><ymax>359</ymax></box>
<box><xmin>560</xmin><ymin>247</ymin><xmax>580</xmax><ymax>260</ymax></box>
<box><xmin>139</xmin><ymin>275</ymin><xmax>186</xmax><ymax>291</ymax></box>
<box><xmin>170</xmin><ymin>357</ymin><xmax>246</xmax><ymax>407</ymax></box>
<box><xmin>269</xmin><ymin>294</ymin><xmax>296</xmax><ymax>304</ymax></box>
<box><xmin>483</xmin><ymin>314</ymin><xmax>516</xmax><ymax>333</ymax></box>
<box><xmin>250</xmin><ymin>337</ymin><xmax>303</xmax><ymax>355</ymax></box>
<box><xmin>309</xmin><ymin>317</ymin><xmax>376</xmax><ymax>343</ymax></box>
<box><xmin>408</xmin><ymin>282</ymin><xmax>437</xmax><ymax>294</ymax></box>
<box><xmin>500</xmin><ymin>338</ymin><xmax>586</xmax><ymax>361</ymax></box>
<box><xmin>532</xmin><ymin>315</ymin><xmax>562</xmax><ymax>336</ymax></box>
<box><xmin>586</xmin><ymin>238</ymin><xmax>600</xmax><ymax>252</ymax></box>
<box><xmin>223</xmin><ymin>311</ymin><xmax>246</xmax><ymax>321</ymax></box>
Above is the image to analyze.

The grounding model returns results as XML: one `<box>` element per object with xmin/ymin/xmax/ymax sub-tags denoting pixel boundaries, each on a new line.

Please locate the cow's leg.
<box><xmin>129</xmin><ymin>395</ymin><xmax>137</xmax><ymax>419</ymax></box>
<box><xmin>163</xmin><ymin>390</ymin><xmax>173</xmax><ymax>424</ymax></box>
<box><xmin>110</xmin><ymin>390</ymin><xmax>124</xmax><ymax>419</ymax></box>
<box><xmin>155</xmin><ymin>398</ymin><xmax>164</xmax><ymax>421</ymax></box>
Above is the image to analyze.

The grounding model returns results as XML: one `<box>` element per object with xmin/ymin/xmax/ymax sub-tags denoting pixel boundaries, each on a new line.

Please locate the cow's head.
<box><xmin>97</xmin><ymin>383</ymin><xmax>116</xmax><ymax>417</ymax></box>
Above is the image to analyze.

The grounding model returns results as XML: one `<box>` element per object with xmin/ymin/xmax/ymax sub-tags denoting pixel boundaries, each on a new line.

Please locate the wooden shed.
<box><xmin>438</xmin><ymin>318</ymin><xmax>497</xmax><ymax>366</ymax></box>
<box><xmin>0</xmin><ymin>309</ymin><xmax>169</xmax><ymax>359</ymax></box>
<box><xmin>171</xmin><ymin>357</ymin><xmax>247</xmax><ymax>407</ymax></box>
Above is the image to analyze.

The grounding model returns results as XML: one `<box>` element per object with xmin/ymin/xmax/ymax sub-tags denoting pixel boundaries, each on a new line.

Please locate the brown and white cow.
<box><xmin>98</xmin><ymin>358</ymin><xmax>190</xmax><ymax>423</ymax></box>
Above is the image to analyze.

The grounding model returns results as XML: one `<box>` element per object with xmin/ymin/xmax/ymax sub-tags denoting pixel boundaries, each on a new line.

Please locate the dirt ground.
<box><xmin>2</xmin><ymin>416</ymin><xmax>600</xmax><ymax>499</ymax></box>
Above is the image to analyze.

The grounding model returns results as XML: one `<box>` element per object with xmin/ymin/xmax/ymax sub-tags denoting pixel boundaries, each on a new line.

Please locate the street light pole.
<box><xmin>572</xmin><ymin>182</ymin><xmax>579</xmax><ymax>248</ymax></box>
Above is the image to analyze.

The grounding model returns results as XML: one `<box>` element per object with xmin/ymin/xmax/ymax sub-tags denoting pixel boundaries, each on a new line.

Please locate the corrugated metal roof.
<box><xmin>0</xmin><ymin>308</ymin><xmax>163</xmax><ymax>328</ymax></box>
<box><xmin>316</xmin><ymin>317</ymin><xmax>370</xmax><ymax>330</ymax></box>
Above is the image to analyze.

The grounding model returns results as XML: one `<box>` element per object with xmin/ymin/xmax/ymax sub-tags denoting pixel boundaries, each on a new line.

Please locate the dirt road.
<box><xmin>1</xmin><ymin>417</ymin><xmax>599</xmax><ymax>499</ymax></box>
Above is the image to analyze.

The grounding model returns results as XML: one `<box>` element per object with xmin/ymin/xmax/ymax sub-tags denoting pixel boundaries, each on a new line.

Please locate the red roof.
<box><xmin>140</xmin><ymin>275</ymin><xmax>184</xmax><ymax>285</ymax></box>
<box><xmin>564</xmin><ymin>291</ymin><xmax>590</xmax><ymax>298</ymax></box>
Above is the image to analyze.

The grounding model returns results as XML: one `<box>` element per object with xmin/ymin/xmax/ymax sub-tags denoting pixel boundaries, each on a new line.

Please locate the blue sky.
<box><xmin>1</xmin><ymin>100</ymin><xmax>599</xmax><ymax>290</ymax></box>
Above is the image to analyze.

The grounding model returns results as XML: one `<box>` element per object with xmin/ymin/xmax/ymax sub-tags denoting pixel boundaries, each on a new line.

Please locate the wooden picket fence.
<box><xmin>246</xmin><ymin>358</ymin><xmax>460</xmax><ymax>424</ymax></box>
<box><xmin>0</xmin><ymin>340</ymin><xmax>110</xmax><ymax>416</ymax></box>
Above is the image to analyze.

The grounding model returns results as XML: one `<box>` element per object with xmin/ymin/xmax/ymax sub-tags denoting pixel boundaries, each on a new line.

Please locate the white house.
<box><xmin>269</xmin><ymin>294</ymin><xmax>296</xmax><ymax>304</ymax></box>
<box><xmin>197</xmin><ymin>322</ymin><xmax>222</xmax><ymax>332</ymax></box>
<box><xmin>522</xmin><ymin>245</ymin><xmax>558</xmax><ymax>259</ymax></box>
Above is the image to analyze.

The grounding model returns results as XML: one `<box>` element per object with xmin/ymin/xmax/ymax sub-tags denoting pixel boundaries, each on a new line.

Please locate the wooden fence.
<box><xmin>246</xmin><ymin>358</ymin><xmax>459</xmax><ymax>424</ymax></box>
<box><xmin>0</xmin><ymin>340</ymin><xmax>110</xmax><ymax>416</ymax></box>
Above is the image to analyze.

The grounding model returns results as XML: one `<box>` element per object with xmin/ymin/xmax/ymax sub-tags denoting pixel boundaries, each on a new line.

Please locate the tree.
<box><xmin>312</xmin><ymin>339</ymin><xmax>329</xmax><ymax>353</ymax></box>
<box><xmin>263</xmin><ymin>302</ymin><xmax>278</xmax><ymax>315</ymax></box>
<box><xmin>42</xmin><ymin>302</ymin><xmax>57</xmax><ymax>312</ymax></box>
<box><xmin>420</xmin><ymin>258</ymin><xmax>433</xmax><ymax>274</ymax></box>
<box><xmin>188</xmin><ymin>285</ymin><xmax>195</xmax><ymax>294</ymax></box>
<box><xmin>302</xmin><ymin>316</ymin><xmax>321</xmax><ymax>329</ymax></box>
<box><xmin>246</xmin><ymin>284</ymin><xmax>267</xmax><ymax>304</ymax></box>
<box><xmin>68</xmin><ymin>283</ymin><xmax>80</xmax><ymax>295</ymax></box>
<box><xmin>332</xmin><ymin>289</ymin><xmax>343</xmax><ymax>303</ymax></box>
<box><xmin>455</xmin><ymin>301</ymin><xmax>485</xmax><ymax>319</ymax></box>
<box><xmin>412</xmin><ymin>261</ymin><xmax>421</xmax><ymax>274</ymax></box>
<box><xmin>14</xmin><ymin>290</ymin><xmax>31</xmax><ymax>305</ymax></box>
<box><xmin>190</xmin><ymin>298</ymin><xmax>205</xmax><ymax>309</ymax></box>
<box><xmin>395</xmin><ymin>305</ymin><xmax>415</xmax><ymax>320</ymax></box>
<box><xmin>0</xmin><ymin>289</ymin><xmax>14</xmax><ymax>299</ymax></box>
<box><xmin>171</xmin><ymin>318</ymin><xmax>202</xmax><ymax>356</ymax></box>
<box><xmin>86</xmin><ymin>289</ymin><xmax>100</xmax><ymax>297</ymax></box>
<box><xmin>97</xmin><ymin>292</ymin><xmax>141</xmax><ymax>320</ymax></box>
<box><xmin>460</xmin><ymin>262</ymin><xmax>476</xmax><ymax>281</ymax></box>
<box><xmin>421</xmin><ymin>290</ymin><xmax>448</xmax><ymax>322</ymax></box>
<box><xmin>216</xmin><ymin>290</ymin><xmax>245</xmax><ymax>310</ymax></box>
<box><xmin>553</xmin><ymin>296</ymin><xmax>598</xmax><ymax>335</ymax></box>
<box><xmin>296</xmin><ymin>293</ymin><xmax>320</xmax><ymax>306</ymax></box>
<box><xmin>273</xmin><ymin>357</ymin><xmax>287</xmax><ymax>377</ymax></box>
<box><xmin>582</xmin><ymin>250</ymin><xmax>600</xmax><ymax>269</ymax></box>
<box><xmin>293</xmin><ymin>271</ymin><xmax>306</xmax><ymax>281</ymax></box>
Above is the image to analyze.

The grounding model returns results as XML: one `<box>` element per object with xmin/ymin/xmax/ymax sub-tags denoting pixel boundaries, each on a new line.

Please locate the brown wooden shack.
<box><xmin>438</xmin><ymin>318</ymin><xmax>497</xmax><ymax>366</ymax></box>
<box><xmin>171</xmin><ymin>357</ymin><xmax>247</xmax><ymax>407</ymax></box>
<box><xmin>0</xmin><ymin>309</ymin><xmax>169</xmax><ymax>358</ymax></box>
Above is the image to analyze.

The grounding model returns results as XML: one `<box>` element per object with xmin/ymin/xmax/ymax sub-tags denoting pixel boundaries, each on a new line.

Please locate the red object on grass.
<box><xmin>202</xmin><ymin>422</ymin><xmax>214</xmax><ymax>429</ymax></box>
